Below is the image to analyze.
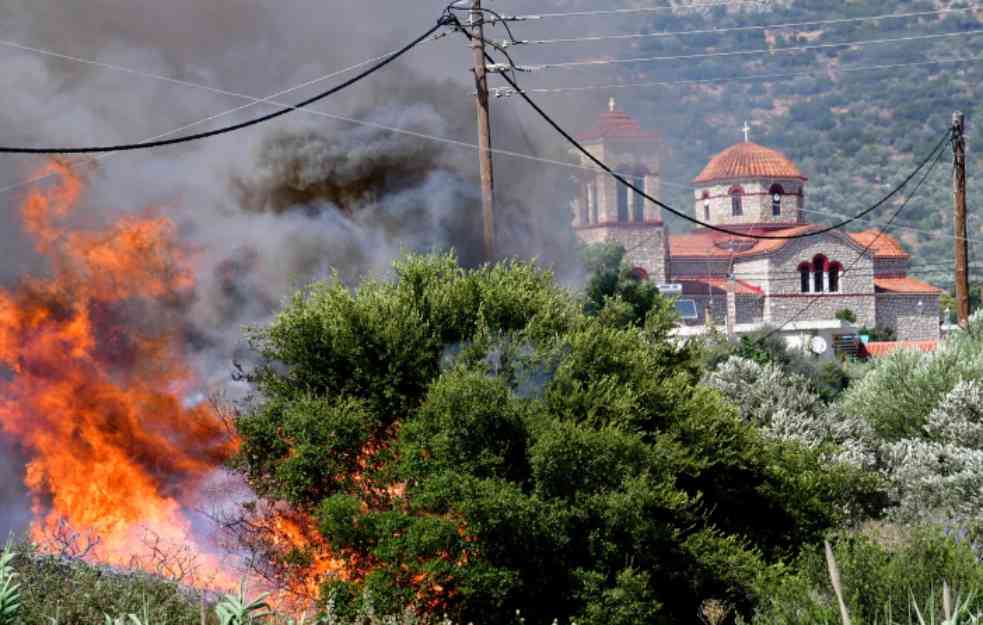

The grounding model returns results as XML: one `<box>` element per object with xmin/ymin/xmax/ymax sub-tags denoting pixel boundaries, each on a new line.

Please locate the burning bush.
<box><xmin>233</xmin><ymin>253</ymin><xmax>882</xmax><ymax>625</ymax></box>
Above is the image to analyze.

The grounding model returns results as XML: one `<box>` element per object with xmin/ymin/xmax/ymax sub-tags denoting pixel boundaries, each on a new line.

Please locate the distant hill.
<box><xmin>512</xmin><ymin>0</ymin><xmax>983</xmax><ymax>288</ymax></box>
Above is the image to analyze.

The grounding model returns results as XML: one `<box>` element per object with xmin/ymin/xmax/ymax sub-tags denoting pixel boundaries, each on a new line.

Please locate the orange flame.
<box><xmin>0</xmin><ymin>161</ymin><xmax>357</xmax><ymax>611</ymax></box>
<box><xmin>0</xmin><ymin>161</ymin><xmax>237</xmax><ymax>582</ymax></box>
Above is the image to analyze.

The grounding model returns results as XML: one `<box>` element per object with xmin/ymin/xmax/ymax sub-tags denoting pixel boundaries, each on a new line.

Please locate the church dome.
<box><xmin>693</xmin><ymin>141</ymin><xmax>806</xmax><ymax>184</ymax></box>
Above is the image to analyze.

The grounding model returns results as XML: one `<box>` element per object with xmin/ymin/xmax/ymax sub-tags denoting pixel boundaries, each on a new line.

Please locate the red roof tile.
<box><xmin>693</xmin><ymin>142</ymin><xmax>806</xmax><ymax>184</ymax></box>
<box><xmin>678</xmin><ymin>277</ymin><xmax>763</xmax><ymax>296</ymax></box>
<box><xmin>864</xmin><ymin>340</ymin><xmax>938</xmax><ymax>358</ymax></box>
<box><xmin>847</xmin><ymin>229</ymin><xmax>911</xmax><ymax>259</ymax></box>
<box><xmin>874</xmin><ymin>277</ymin><xmax>943</xmax><ymax>295</ymax></box>
<box><xmin>669</xmin><ymin>224</ymin><xmax>817</xmax><ymax>258</ymax></box>
<box><xmin>576</xmin><ymin>110</ymin><xmax>661</xmax><ymax>142</ymax></box>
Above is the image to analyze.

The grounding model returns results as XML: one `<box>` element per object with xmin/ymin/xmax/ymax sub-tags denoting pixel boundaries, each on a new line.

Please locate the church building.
<box><xmin>571</xmin><ymin>101</ymin><xmax>942</xmax><ymax>354</ymax></box>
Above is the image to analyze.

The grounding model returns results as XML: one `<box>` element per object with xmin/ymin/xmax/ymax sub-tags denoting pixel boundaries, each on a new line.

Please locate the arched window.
<box><xmin>770</xmin><ymin>183</ymin><xmax>784</xmax><ymax>216</ymax></box>
<box><xmin>633</xmin><ymin>176</ymin><xmax>646</xmax><ymax>222</ymax></box>
<box><xmin>828</xmin><ymin>262</ymin><xmax>842</xmax><ymax>293</ymax></box>
<box><xmin>797</xmin><ymin>188</ymin><xmax>805</xmax><ymax>210</ymax></box>
<box><xmin>617</xmin><ymin>182</ymin><xmax>629</xmax><ymax>222</ymax></box>
<box><xmin>702</xmin><ymin>191</ymin><xmax>711</xmax><ymax>222</ymax></box>
<box><xmin>730</xmin><ymin>186</ymin><xmax>743</xmax><ymax>217</ymax></box>
<box><xmin>813</xmin><ymin>254</ymin><xmax>827</xmax><ymax>293</ymax></box>
<box><xmin>798</xmin><ymin>262</ymin><xmax>811</xmax><ymax>293</ymax></box>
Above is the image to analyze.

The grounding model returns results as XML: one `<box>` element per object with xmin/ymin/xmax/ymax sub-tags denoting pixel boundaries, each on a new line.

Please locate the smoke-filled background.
<box><xmin>0</xmin><ymin>0</ymin><xmax>649</xmax><ymax>539</ymax></box>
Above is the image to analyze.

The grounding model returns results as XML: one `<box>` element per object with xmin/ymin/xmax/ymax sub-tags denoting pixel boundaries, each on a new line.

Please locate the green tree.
<box><xmin>580</xmin><ymin>242</ymin><xmax>673</xmax><ymax>329</ymax></box>
<box><xmin>235</xmin><ymin>253</ymin><xmax>880</xmax><ymax>625</ymax></box>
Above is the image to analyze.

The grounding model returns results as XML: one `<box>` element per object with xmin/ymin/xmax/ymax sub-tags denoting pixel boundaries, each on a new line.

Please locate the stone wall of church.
<box><xmin>764</xmin><ymin>234</ymin><xmax>877</xmax><ymax>327</ymax></box>
<box><xmin>693</xmin><ymin>178</ymin><xmax>805</xmax><ymax>227</ymax></box>
<box><xmin>733</xmin><ymin>257</ymin><xmax>770</xmax><ymax>292</ymax></box>
<box><xmin>875</xmin><ymin>294</ymin><xmax>941</xmax><ymax>341</ymax></box>
<box><xmin>768</xmin><ymin>294</ymin><xmax>877</xmax><ymax>329</ymax></box>
<box><xmin>575</xmin><ymin>224</ymin><xmax>668</xmax><ymax>283</ymax></box>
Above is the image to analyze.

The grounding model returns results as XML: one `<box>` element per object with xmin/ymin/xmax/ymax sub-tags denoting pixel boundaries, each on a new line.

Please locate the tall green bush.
<box><xmin>235</xmin><ymin>252</ymin><xmax>881</xmax><ymax>625</ymax></box>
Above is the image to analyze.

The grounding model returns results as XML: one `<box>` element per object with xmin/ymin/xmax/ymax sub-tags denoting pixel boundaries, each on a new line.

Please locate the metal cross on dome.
<box><xmin>743</xmin><ymin>120</ymin><xmax>751</xmax><ymax>143</ymax></box>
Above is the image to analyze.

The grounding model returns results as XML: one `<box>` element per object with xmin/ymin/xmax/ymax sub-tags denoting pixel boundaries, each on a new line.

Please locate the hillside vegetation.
<box><xmin>522</xmin><ymin>0</ymin><xmax>983</xmax><ymax>288</ymax></box>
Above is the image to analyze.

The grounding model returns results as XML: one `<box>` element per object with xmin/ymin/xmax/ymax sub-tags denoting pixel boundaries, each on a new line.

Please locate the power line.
<box><xmin>507</xmin><ymin>28</ymin><xmax>983</xmax><ymax>71</ymax></box>
<box><xmin>0</xmin><ymin>19</ymin><xmax>449</xmax><ymax>154</ymax></box>
<box><xmin>461</xmin><ymin>14</ymin><xmax>953</xmax><ymax>241</ymax></box>
<box><xmin>499</xmin><ymin>1</ymin><xmax>773</xmax><ymax>21</ymax></box>
<box><xmin>515</xmin><ymin>6</ymin><xmax>983</xmax><ymax>46</ymax></box>
<box><xmin>500</xmin><ymin>54</ymin><xmax>983</xmax><ymax>95</ymax></box>
<box><xmin>0</xmin><ymin>42</ymin><xmax>451</xmax><ymax>197</ymax></box>
<box><xmin>0</xmin><ymin>36</ymin><xmax>698</xmax><ymax>199</ymax></box>
<box><xmin>6</xmin><ymin>21</ymin><xmax>972</xmax><ymax>253</ymax></box>
<box><xmin>797</xmin><ymin>206</ymin><xmax>982</xmax><ymax>246</ymax></box>
<box><xmin>0</xmin><ymin>36</ymin><xmax>662</xmax><ymax>195</ymax></box>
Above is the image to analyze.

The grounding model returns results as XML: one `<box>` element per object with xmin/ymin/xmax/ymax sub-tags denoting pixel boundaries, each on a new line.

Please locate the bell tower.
<box><xmin>571</xmin><ymin>99</ymin><xmax>668</xmax><ymax>282</ymax></box>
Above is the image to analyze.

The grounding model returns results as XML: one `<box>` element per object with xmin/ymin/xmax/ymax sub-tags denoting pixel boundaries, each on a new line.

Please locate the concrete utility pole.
<box><xmin>953</xmin><ymin>111</ymin><xmax>971</xmax><ymax>326</ymax></box>
<box><xmin>470</xmin><ymin>0</ymin><xmax>496</xmax><ymax>260</ymax></box>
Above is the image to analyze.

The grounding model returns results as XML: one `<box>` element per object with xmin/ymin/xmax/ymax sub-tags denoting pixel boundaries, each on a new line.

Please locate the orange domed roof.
<box><xmin>693</xmin><ymin>141</ymin><xmax>806</xmax><ymax>184</ymax></box>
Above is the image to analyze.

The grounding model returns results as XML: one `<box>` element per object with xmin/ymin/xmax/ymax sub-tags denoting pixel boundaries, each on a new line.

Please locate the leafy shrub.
<box><xmin>235</xmin><ymin>253</ymin><xmax>876</xmax><ymax>625</ymax></box>
<box><xmin>841</xmin><ymin>312</ymin><xmax>983</xmax><ymax>441</ymax></box>
<box><xmin>698</xmin><ymin>329</ymin><xmax>857</xmax><ymax>403</ymax></box>
<box><xmin>7</xmin><ymin>543</ymin><xmax>207</xmax><ymax>625</ymax></box>
<box><xmin>753</xmin><ymin>526</ymin><xmax>983</xmax><ymax>625</ymax></box>
<box><xmin>702</xmin><ymin>357</ymin><xmax>877</xmax><ymax>470</ymax></box>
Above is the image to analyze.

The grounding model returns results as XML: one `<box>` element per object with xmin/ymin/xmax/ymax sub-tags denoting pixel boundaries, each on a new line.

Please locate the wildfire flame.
<box><xmin>0</xmin><ymin>161</ymin><xmax>339</xmax><ymax>605</ymax></box>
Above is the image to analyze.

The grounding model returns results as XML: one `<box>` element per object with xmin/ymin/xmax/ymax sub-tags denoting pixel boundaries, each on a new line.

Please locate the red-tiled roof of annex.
<box><xmin>678</xmin><ymin>277</ymin><xmax>764</xmax><ymax>296</ymax></box>
<box><xmin>693</xmin><ymin>142</ymin><xmax>806</xmax><ymax>184</ymax></box>
<box><xmin>576</xmin><ymin>110</ymin><xmax>662</xmax><ymax>142</ymax></box>
<box><xmin>847</xmin><ymin>230</ymin><xmax>911</xmax><ymax>259</ymax></box>
<box><xmin>874</xmin><ymin>276</ymin><xmax>943</xmax><ymax>295</ymax></box>
<box><xmin>864</xmin><ymin>340</ymin><xmax>938</xmax><ymax>358</ymax></box>
<box><xmin>668</xmin><ymin>224</ymin><xmax>816</xmax><ymax>258</ymax></box>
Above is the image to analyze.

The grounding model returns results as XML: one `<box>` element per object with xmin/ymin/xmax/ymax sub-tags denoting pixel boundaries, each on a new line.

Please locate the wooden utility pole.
<box><xmin>470</xmin><ymin>0</ymin><xmax>496</xmax><ymax>260</ymax></box>
<box><xmin>953</xmin><ymin>111</ymin><xmax>971</xmax><ymax>326</ymax></box>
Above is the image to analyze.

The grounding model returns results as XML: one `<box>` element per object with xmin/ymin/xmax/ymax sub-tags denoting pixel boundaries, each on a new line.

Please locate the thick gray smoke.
<box><xmin>0</xmin><ymin>1</ymin><xmax>591</xmax><ymax>536</ymax></box>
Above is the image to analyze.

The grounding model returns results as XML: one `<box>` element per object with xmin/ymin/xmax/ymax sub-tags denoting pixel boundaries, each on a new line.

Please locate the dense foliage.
<box><xmin>2</xmin><ymin>543</ymin><xmax>207</xmax><ymax>625</ymax></box>
<box><xmin>233</xmin><ymin>252</ymin><xmax>877</xmax><ymax>625</ymax></box>
<box><xmin>753</xmin><ymin>525</ymin><xmax>983</xmax><ymax>625</ymax></box>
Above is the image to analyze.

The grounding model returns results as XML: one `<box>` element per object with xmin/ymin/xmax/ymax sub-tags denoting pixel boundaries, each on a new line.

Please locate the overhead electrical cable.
<box><xmin>798</xmin><ymin>206</ymin><xmax>973</xmax><ymax>245</ymax></box>
<box><xmin>0</xmin><ymin>18</ymin><xmax>450</xmax><ymax>154</ymax></box>
<box><xmin>517</xmin><ymin>6</ymin><xmax>983</xmax><ymax>45</ymax></box>
<box><xmin>460</xmin><ymin>20</ymin><xmax>950</xmax><ymax>240</ymax></box>
<box><xmin>505</xmin><ymin>54</ymin><xmax>983</xmax><ymax>95</ymax></box>
<box><xmin>8</xmin><ymin>20</ymin><xmax>975</xmax><ymax>252</ymax></box>
<box><xmin>0</xmin><ymin>38</ymin><xmax>448</xmax><ymax>196</ymax></box>
<box><xmin>498</xmin><ymin>0</ymin><xmax>772</xmax><ymax>21</ymax></box>
<box><xmin>503</xmin><ymin>28</ymin><xmax>983</xmax><ymax>71</ymax></box>
<box><xmin>0</xmin><ymin>37</ymin><xmax>672</xmax><ymax>196</ymax></box>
